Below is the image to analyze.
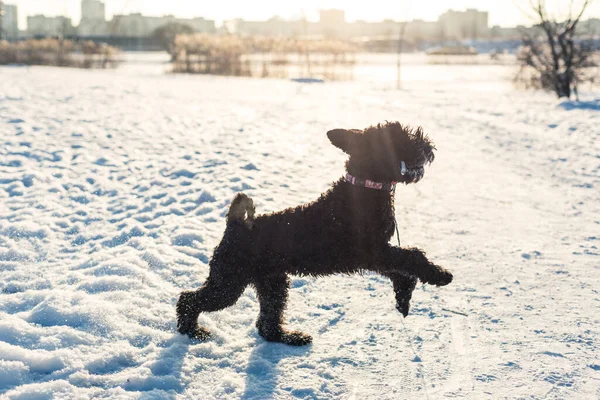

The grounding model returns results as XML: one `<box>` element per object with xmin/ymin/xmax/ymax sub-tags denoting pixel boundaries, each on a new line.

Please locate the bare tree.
<box><xmin>152</xmin><ymin>22</ymin><xmax>194</xmax><ymax>59</ymax></box>
<box><xmin>396</xmin><ymin>2</ymin><xmax>412</xmax><ymax>90</ymax></box>
<box><xmin>516</xmin><ymin>0</ymin><xmax>597</xmax><ymax>99</ymax></box>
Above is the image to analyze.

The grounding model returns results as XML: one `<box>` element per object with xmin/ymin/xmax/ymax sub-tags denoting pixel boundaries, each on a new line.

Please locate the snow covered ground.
<box><xmin>0</xmin><ymin>56</ymin><xmax>599</xmax><ymax>399</ymax></box>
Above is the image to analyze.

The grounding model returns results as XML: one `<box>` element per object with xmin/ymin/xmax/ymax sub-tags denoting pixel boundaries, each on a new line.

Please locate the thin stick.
<box><xmin>442</xmin><ymin>308</ymin><xmax>469</xmax><ymax>317</ymax></box>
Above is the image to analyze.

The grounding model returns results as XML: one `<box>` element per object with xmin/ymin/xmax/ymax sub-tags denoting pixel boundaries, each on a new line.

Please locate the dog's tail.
<box><xmin>226</xmin><ymin>193</ymin><xmax>255</xmax><ymax>228</ymax></box>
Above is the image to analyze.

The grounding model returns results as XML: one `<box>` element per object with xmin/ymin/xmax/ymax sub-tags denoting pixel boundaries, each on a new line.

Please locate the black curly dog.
<box><xmin>177</xmin><ymin>122</ymin><xmax>453</xmax><ymax>346</ymax></box>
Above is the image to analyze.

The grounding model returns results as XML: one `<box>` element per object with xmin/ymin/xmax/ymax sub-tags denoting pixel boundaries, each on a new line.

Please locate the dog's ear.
<box><xmin>327</xmin><ymin>129</ymin><xmax>363</xmax><ymax>154</ymax></box>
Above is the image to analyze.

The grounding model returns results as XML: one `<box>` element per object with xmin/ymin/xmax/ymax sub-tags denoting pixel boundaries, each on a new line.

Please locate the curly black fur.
<box><xmin>176</xmin><ymin>121</ymin><xmax>453</xmax><ymax>346</ymax></box>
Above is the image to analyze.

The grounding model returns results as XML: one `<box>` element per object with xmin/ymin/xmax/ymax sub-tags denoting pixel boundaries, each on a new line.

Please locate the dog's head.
<box><xmin>327</xmin><ymin>122</ymin><xmax>435</xmax><ymax>184</ymax></box>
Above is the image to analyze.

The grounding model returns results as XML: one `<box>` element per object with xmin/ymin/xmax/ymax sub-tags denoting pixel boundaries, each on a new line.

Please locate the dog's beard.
<box><xmin>405</xmin><ymin>166</ymin><xmax>425</xmax><ymax>183</ymax></box>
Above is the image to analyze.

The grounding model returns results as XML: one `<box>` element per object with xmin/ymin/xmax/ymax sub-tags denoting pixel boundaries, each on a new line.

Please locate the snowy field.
<box><xmin>0</xmin><ymin>55</ymin><xmax>599</xmax><ymax>399</ymax></box>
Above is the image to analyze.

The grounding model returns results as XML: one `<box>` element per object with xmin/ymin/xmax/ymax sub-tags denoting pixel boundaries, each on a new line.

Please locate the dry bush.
<box><xmin>80</xmin><ymin>41</ymin><xmax>120</xmax><ymax>69</ymax></box>
<box><xmin>0</xmin><ymin>39</ymin><xmax>120</xmax><ymax>69</ymax></box>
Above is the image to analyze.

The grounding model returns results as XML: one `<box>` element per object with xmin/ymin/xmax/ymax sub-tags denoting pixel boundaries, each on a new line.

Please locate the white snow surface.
<box><xmin>0</xmin><ymin>58</ymin><xmax>599</xmax><ymax>399</ymax></box>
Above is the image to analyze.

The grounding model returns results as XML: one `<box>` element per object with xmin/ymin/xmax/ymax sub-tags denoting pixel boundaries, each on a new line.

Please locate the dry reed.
<box><xmin>0</xmin><ymin>39</ymin><xmax>120</xmax><ymax>69</ymax></box>
<box><xmin>172</xmin><ymin>34</ymin><xmax>357</xmax><ymax>80</ymax></box>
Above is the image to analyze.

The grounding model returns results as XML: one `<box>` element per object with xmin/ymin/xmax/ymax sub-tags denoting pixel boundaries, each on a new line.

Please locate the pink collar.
<box><xmin>345</xmin><ymin>173</ymin><xmax>397</xmax><ymax>192</ymax></box>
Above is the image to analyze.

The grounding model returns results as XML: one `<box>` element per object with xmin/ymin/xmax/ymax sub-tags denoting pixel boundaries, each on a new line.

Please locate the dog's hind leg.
<box><xmin>385</xmin><ymin>273</ymin><xmax>418</xmax><ymax>317</ymax></box>
<box><xmin>253</xmin><ymin>274</ymin><xmax>312</xmax><ymax>346</ymax></box>
<box><xmin>176</xmin><ymin>277</ymin><xmax>247</xmax><ymax>340</ymax></box>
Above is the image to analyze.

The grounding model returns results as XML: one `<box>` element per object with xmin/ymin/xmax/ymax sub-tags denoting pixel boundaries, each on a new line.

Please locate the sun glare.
<box><xmin>10</xmin><ymin>0</ymin><xmax>600</xmax><ymax>28</ymax></box>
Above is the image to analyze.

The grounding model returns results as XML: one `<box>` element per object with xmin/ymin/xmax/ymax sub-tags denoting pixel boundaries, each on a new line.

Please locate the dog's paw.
<box><xmin>185</xmin><ymin>326</ymin><xmax>211</xmax><ymax>341</ymax></box>
<box><xmin>395</xmin><ymin>296</ymin><xmax>411</xmax><ymax>318</ymax></box>
<box><xmin>420</xmin><ymin>266</ymin><xmax>453</xmax><ymax>286</ymax></box>
<box><xmin>178</xmin><ymin>321</ymin><xmax>211</xmax><ymax>341</ymax></box>
<box><xmin>433</xmin><ymin>268</ymin><xmax>454</xmax><ymax>286</ymax></box>
<box><xmin>258</xmin><ymin>325</ymin><xmax>312</xmax><ymax>346</ymax></box>
<box><xmin>280</xmin><ymin>330</ymin><xmax>313</xmax><ymax>346</ymax></box>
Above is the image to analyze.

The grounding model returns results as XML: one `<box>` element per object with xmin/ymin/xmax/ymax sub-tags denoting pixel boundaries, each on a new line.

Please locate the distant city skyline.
<box><xmin>6</xmin><ymin>0</ymin><xmax>600</xmax><ymax>30</ymax></box>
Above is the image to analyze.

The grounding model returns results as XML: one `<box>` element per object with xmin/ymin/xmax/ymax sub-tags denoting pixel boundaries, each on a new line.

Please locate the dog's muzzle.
<box><xmin>400</xmin><ymin>161</ymin><xmax>425</xmax><ymax>183</ymax></box>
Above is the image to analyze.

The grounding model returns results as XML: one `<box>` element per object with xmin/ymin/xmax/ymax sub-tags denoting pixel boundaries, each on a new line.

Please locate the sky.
<box><xmin>6</xmin><ymin>0</ymin><xmax>600</xmax><ymax>30</ymax></box>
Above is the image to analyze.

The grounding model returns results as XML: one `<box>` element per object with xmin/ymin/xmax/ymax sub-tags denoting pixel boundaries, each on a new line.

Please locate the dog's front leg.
<box><xmin>377</xmin><ymin>246</ymin><xmax>453</xmax><ymax>287</ymax></box>
<box><xmin>384</xmin><ymin>273</ymin><xmax>418</xmax><ymax>317</ymax></box>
